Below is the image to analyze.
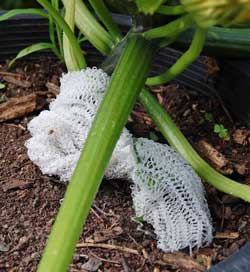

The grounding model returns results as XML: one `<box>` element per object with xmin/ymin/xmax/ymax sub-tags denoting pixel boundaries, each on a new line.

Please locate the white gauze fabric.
<box><xmin>131</xmin><ymin>138</ymin><xmax>212</xmax><ymax>252</ymax></box>
<box><xmin>25</xmin><ymin>67</ymin><xmax>212</xmax><ymax>252</ymax></box>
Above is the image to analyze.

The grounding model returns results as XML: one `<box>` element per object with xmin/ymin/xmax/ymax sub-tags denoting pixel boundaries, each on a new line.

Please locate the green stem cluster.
<box><xmin>62</xmin><ymin>0</ymin><xmax>115</xmax><ymax>55</ymax></box>
<box><xmin>37</xmin><ymin>0</ymin><xmax>86</xmax><ymax>68</ymax></box>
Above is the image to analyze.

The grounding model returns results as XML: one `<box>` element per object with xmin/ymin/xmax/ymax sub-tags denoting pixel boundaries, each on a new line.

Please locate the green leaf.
<box><xmin>0</xmin><ymin>83</ymin><xmax>6</xmax><ymax>90</ymax></box>
<box><xmin>133</xmin><ymin>216</ymin><xmax>144</xmax><ymax>222</ymax></box>
<box><xmin>136</xmin><ymin>0</ymin><xmax>166</xmax><ymax>15</ymax></box>
<box><xmin>204</xmin><ymin>112</ymin><xmax>213</xmax><ymax>122</ymax></box>
<box><xmin>8</xmin><ymin>43</ymin><xmax>54</xmax><ymax>67</ymax></box>
<box><xmin>213</xmin><ymin>124</ymin><xmax>221</xmax><ymax>133</ymax></box>
<box><xmin>0</xmin><ymin>8</ymin><xmax>48</xmax><ymax>22</ymax></box>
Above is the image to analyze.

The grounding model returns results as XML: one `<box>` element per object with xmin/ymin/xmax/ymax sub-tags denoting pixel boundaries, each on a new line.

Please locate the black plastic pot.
<box><xmin>1</xmin><ymin>10</ymin><xmax>250</xmax><ymax>271</ymax></box>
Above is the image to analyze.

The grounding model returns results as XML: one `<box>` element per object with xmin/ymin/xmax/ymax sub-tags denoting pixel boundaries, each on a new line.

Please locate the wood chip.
<box><xmin>0</xmin><ymin>93</ymin><xmax>38</xmax><ymax>122</ymax></box>
<box><xmin>161</xmin><ymin>252</ymin><xmax>205</xmax><ymax>272</ymax></box>
<box><xmin>46</xmin><ymin>81</ymin><xmax>59</xmax><ymax>96</ymax></box>
<box><xmin>81</xmin><ymin>257</ymin><xmax>102</xmax><ymax>271</ymax></box>
<box><xmin>196</xmin><ymin>140</ymin><xmax>233</xmax><ymax>175</ymax></box>
<box><xmin>2</xmin><ymin>75</ymin><xmax>31</xmax><ymax>88</ymax></box>
<box><xmin>86</xmin><ymin>226</ymin><xmax>123</xmax><ymax>243</ymax></box>
<box><xmin>215</xmin><ymin>232</ymin><xmax>239</xmax><ymax>239</ymax></box>
<box><xmin>0</xmin><ymin>243</ymin><xmax>10</xmax><ymax>252</ymax></box>
<box><xmin>0</xmin><ymin>71</ymin><xmax>22</xmax><ymax>78</ymax></box>
<box><xmin>233</xmin><ymin>129</ymin><xmax>250</xmax><ymax>145</ymax></box>
<box><xmin>234</xmin><ymin>162</ymin><xmax>250</xmax><ymax>175</ymax></box>
<box><xmin>2</xmin><ymin>179</ymin><xmax>33</xmax><ymax>192</ymax></box>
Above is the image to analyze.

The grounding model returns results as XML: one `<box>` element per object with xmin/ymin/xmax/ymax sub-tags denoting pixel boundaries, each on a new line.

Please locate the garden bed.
<box><xmin>1</xmin><ymin>59</ymin><xmax>250</xmax><ymax>271</ymax></box>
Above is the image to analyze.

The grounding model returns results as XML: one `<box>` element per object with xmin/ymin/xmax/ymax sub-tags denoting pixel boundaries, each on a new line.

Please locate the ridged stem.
<box><xmin>146</xmin><ymin>27</ymin><xmax>206</xmax><ymax>85</ymax></box>
<box><xmin>139</xmin><ymin>88</ymin><xmax>250</xmax><ymax>202</ymax></box>
<box><xmin>37</xmin><ymin>35</ymin><xmax>156</xmax><ymax>272</ymax></box>
<box><xmin>63</xmin><ymin>0</ymin><xmax>81</xmax><ymax>71</ymax></box>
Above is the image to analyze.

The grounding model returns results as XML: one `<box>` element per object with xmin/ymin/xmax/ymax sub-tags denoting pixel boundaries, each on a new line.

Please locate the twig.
<box><xmin>90</xmin><ymin>207</ymin><xmax>105</xmax><ymax>222</ymax></box>
<box><xmin>0</xmin><ymin>71</ymin><xmax>21</xmax><ymax>77</ymax></box>
<box><xmin>76</xmin><ymin>242</ymin><xmax>139</xmax><ymax>255</ymax></box>
<box><xmin>215</xmin><ymin>232</ymin><xmax>239</xmax><ymax>239</ymax></box>
<box><xmin>90</xmin><ymin>252</ymin><xmax>121</xmax><ymax>265</ymax></box>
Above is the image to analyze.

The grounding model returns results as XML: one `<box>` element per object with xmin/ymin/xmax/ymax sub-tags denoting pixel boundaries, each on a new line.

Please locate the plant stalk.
<box><xmin>37</xmin><ymin>35</ymin><xmax>156</xmax><ymax>272</ymax></box>
<box><xmin>143</xmin><ymin>14</ymin><xmax>193</xmax><ymax>40</ymax></box>
<box><xmin>147</xmin><ymin>27</ymin><xmax>206</xmax><ymax>85</ymax></box>
<box><xmin>139</xmin><ymin>88</ymin><xmax>250</xmax><ymax>202</ymax></box>
<box><xmin>62</xmin><ymin>0</ymin><xmax>115</xmax><ymax>55</ymax></box>
<box><xmin>63</xmin><ymin>0</ymin><xmax>80</xmax><ymax>71</ymax></box>
<box><xmin>88</xmin><ymin>0</ymin><xmax>123</xmax><ymax>43</ymax></box>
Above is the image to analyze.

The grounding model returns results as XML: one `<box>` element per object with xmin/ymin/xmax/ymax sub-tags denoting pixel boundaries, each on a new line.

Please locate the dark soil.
<box><xmin>1</xmin><ymin>59</ymin><xmax>250</xmax><ymax>272</ymax></box>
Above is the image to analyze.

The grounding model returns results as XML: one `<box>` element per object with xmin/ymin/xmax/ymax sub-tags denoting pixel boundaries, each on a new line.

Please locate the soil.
<box><xmin>1</xmin><ymin>59</ymin><xmax>250</xmax><ymax>272</ymax></box>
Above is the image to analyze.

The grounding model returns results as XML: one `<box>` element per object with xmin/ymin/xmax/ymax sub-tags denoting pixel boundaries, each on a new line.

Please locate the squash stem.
<box><xmin>147</xmin><ymin>27</ymin><xmax>206</xmax><ymax>85</ymax></box>
<box><xmin>37</xmin><ymin>35</ymin><xmax>156</xmax><ymax>272</ymax></box>
<box><xmin>139</xmin><ymin>88</ymin><xmax>250</xmax><ymax>202</ymax></box>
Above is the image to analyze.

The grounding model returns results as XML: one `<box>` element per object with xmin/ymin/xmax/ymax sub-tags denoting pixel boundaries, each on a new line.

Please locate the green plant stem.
<box><xmin>48</xmin><ymin>11</ymin><xmax>59</xmax><ymax>58</ymax></box>
<box><xmin>157</xmin><ymin>5</ymin><xmax>186</xmax><ymax>15</ymax></box>
<box><xmin>88</xmin><ymin>0</ymin><xmax>123</xmax><ymax>43</ymax></box>
<box><xmin>63</xmin><ymin>0</ymin><xmax>80</xmax><ymax>71</ymax></box>
<box><xmin>62</xmin><ymin>0</ymin><xmax>114</xmax><ymax>55</ymax></box>
<box><xmin>143</xmin><ymin>14</ymin><xmax>193</xmax><ymax>40</ymax></box>
<box><xmin>37</xmin><ymin>0</ymin><xmax>86</xmax><ymax>69</ymax></box>
<box><xmin>52</xmin><ymin>0</ymin><xmax>64</xmax><ymax>58</ymax></box>
<box><xmin>146</xmin><ymin>27</ymin><xmax>206</xmax><ymax>85</ymax></box>
<box><xmin>37</xmin><ymin>35</ymin><xmax>156</xmax><ymax>272</ymax></box>
<box><xmin>139</xmin><ymin>88</ymin><xmax>250</xmax><ymax>202</ymax></box>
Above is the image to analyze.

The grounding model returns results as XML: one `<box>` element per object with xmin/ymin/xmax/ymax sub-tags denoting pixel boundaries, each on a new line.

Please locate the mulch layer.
<box><xmin>1</xmin><ymin>59</ymin><xmax>250</xmax><ymax>272</ymax></box>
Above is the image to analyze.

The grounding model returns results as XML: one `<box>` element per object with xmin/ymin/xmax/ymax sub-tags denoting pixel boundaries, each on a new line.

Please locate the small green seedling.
<box><xmin>214</xmin><ymin>123</ymin><xmax>230</xmax><ymax>141</ymax></box>
<box><xmin>149</xmin><ymin>131</ymin><xmax>159</xmax><ymax>142</ymax></box>
<box><xmin>204</xmin><ymin>112</ymin><xmax>214</xmax><ymax>122</ymax></box>
<box><xmin>0</xmin><ymin>83</ymin><xmax>5</xmax><ymax>90</ymax></box>
<box><xmin>133</xmin><ymin>216</ymin><xmax>144</xmax><ymax>222</ymax></box>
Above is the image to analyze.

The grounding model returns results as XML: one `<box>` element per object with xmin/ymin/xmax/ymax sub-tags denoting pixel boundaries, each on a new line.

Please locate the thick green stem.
<box><xmin>143</xmin><ymin>14</ymin><xmax>193</xmax><ymax>40</ymax></box>
<box><xmin>146</xmin><ymin>27</ymin><xmax>206</xmax><ymax>85</ymax></box>
<box><xmin>37</xmin><ymin>35</ymin><xmax>155</xmax><ymax>272</ymax></box>
<box><xmin>37</xmin><ymin>0</ymin><xmax>86</xmax><ymax>69</ymax></box>
<box><xmin>63</xmin><ymin>0</ymin><xmax>80</xmax><ymax>71</ymax></box>
<box><xmin>139</xmin><ymin>88</ymin><xmax>250</xmax><ymax>202</ymax></box>
<box><xmin>88</xmin><ymin>0</ymin><xmax>123</xmax><ymax>42</ymax></box>
<box><xmin>157</xmin><ymin>5</ymin><xmax>186</xmax><ymax>15</ymax></box>
<box><xmin>62</xmin><ymin>0</ymin><xmax>114</xmax><ymax>55</ymax></box>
